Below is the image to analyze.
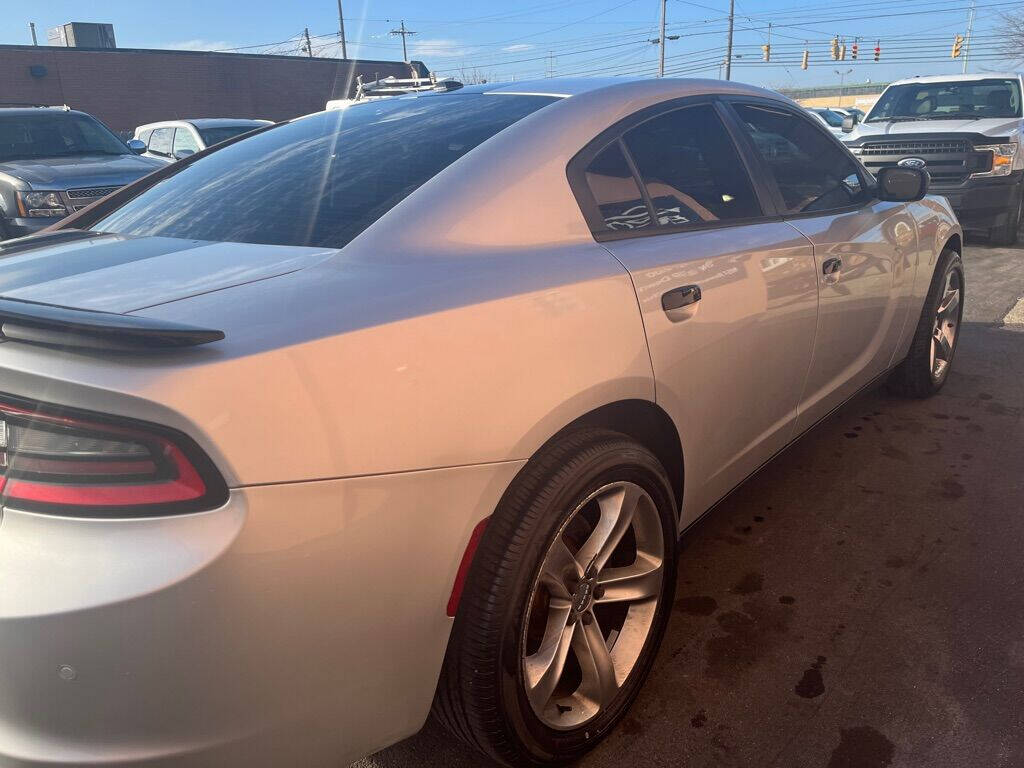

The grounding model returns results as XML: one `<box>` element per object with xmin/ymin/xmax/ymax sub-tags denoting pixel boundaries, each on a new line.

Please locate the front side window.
<box><xmin>623</xmin><ymin>104</ymin><xmax>761</xmax><ymax>226</ymax></box>
<box><xmin>90</xmin><ymin>95</ymin><xmax>557</xmax><ymax>249</ymax></box>
<box><xmin>0</xmin><ymin>113</ymin><xmax>128</xmax><ymax>162</ymax></box>
<box><xmin>733</xmin><ymin>103</ymin><xmax>870</xmax><ymax>215</ymax></box>
<box><xmin>148</xmin><ymin>127</ymin><xmax>173</xmax><ymax>156</ymax></box>
<box><xmin>172</xmin><ymin>128</ymin><xmax>200</xmax><ymax>154</ymax></box>
<box><xmin>867</xmin><ymin>78</ymin><xmax>1022</xmax><ymax>122</ymax></box>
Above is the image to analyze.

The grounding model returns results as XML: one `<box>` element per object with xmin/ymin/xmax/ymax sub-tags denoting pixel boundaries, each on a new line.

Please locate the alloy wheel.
<box><xmin>521</xmin><ymin>481</ymin><xmax>665</xmax><ymax>730</ymax></box>
<box><xmin>930</xmin><ymin>267</ymin><xmax>961</xmax><ymax>380</ymax></box>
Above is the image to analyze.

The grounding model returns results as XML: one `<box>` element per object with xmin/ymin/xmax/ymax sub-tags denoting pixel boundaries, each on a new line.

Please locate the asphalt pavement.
<box><xmin>355</xmin><ymin>240</ymin><xmax>1024</xmax><ymax>768</ymax></box>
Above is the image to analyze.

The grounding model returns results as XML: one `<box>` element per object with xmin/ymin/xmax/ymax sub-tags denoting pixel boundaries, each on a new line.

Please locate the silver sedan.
<box><xmin>0</xmin><ymin>78</ymin><xmax>962</xmax><ymax>767</ymax></box>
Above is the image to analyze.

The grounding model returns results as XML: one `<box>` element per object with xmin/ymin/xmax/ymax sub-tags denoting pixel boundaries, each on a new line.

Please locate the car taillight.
<box><xmin>0</xmin><ymin>396</ymin><xmax>227</xmax><ymax>517</ymax></box>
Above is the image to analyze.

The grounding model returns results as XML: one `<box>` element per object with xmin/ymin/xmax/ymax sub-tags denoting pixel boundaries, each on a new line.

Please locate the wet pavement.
<box><xmin>355</xmin><ymin>242</ymin><xmax>1024</xmax><ymax>768</ymax></box>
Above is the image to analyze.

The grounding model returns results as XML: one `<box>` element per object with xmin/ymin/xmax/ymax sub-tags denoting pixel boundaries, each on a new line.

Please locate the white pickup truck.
<box><xmin>842</xmin><ymin>73</ymin><xmax>1024</xmax><ymax>244</ymax></box>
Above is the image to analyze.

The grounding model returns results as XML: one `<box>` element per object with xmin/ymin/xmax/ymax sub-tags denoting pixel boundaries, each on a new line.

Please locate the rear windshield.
<box><xmin>0</xmin><ymin>112</ymin><xmax>129</xmax><ymax>162</ymax></box>
<box><xmin>197</xmin><ymin>125</ymin><xmax>266</xmax><ymax>147</ymax></box>
<box><xmin>867</xmin><ymin>78</ymin><xmax>1022</xmax><ymax>122</ymax></box>
<box><xmin>91</xmin><ymin>94</ymin><xmax>557</xmax><ymax>249</ymax></box>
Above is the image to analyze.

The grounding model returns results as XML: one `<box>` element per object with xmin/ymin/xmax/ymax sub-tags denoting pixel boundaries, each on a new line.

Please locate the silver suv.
<box><xmin>133</xmin><ymin>118</ymin><xmax>272</xmax><ymax>163</ymax></box>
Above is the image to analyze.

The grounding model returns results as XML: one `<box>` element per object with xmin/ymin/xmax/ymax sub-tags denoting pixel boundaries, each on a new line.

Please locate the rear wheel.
<box><xmin>887</xmin><ymin>247</ymin><xmax>964</xmax><ymax>398</ymax></box>
<box><xmin>433</xmin><ymin>428</ymin><xmax>677</xmax><ymax>767</ymax></box>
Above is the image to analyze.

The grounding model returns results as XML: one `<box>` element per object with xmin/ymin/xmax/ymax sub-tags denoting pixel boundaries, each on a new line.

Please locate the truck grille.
<box><xmin>859</xmin><ymin>139</ymin><xmax>970</xmax><ymax>156</ymax></box>
<box><xmin>64</xmin><ymin>185</ymin><xmax>122</xmax><ymax>211</ymax></box>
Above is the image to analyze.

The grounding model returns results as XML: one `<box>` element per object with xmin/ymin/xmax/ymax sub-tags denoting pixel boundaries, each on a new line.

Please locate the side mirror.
<box><xmin>876</xmin><ymin>166</ymin><xmax>929</xmax><ymax>202</ymax></box>
<box><xmin>172</xmin><ymin>149</ymin><xmax>195</xmax><ymax>161</ymax></box>
<box><xmin>127</xmin><ymin>138</ymin><xmax>147</xmax><ymax>155</ymax></box>
<box><xmin>841</xmin><ymin>113</ymin><xmax>858</xmax><ymax>133</ymax></box>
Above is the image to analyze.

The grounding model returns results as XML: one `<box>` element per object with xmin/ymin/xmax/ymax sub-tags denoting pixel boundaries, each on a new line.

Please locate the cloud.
<box><xmin>164</xmin><ymin>39</ymin><xmax>234</xmax><ymax>52</ymax></box>
<box><xmin>408</xmin><ymin>39</ymin><xmax>473</xmax><ymax>59</ymax></box>
<box><xmin>502</xmin><ymin>44</ymin><xmax>534</xmax><ymax>53</ymax></box>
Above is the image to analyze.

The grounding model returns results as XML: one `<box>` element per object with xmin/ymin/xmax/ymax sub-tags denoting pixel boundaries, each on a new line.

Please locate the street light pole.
<box><xmin>658</xmin><ymin>0</ymin><xmax>667</xmax><ymax>77</ymax></box>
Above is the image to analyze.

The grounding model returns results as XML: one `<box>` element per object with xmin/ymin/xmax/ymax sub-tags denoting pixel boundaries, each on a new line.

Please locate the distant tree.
<box><xmin>1000</xmin><ymin>12</ymin><xmax>1024</xmax><ymax>63</ymax></box>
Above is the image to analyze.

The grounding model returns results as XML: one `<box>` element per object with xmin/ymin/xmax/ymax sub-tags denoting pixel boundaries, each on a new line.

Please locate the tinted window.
<box><xmin>867</xmin><ymin>78</ymin><xmax>1021</xmax><ymax>121</ymax></box>
<box><xmin>198</xmin><ymin>126</ymin><xmax>263</xmax><ymax>146</ymax></box>
<box><xmin>91</xmin><ymin>95</ymin><xmax>556</xmax><ymax>248</ymax></box>
<box><xmin>173</xmin><ymin>128</ymin><xmax>200</xmax><ymax>154</ymax></box>
<box><xmin>623</xmin><ymin>104</ymin><xmax>761</xmax><ymax>226</ymax></box>
<box><xmin>584</xmin><ymin>142</ymin><xmax>652</xmax><ymax>231</ymax></box>
<box><xmin>0</xmin><ymin>113</ymin><xmax>128</xmax><ymax>162</ymax></box>
<box><xmin>148</xmin><ymin>127</ymin><xmax>173</xmax><ymax>155</ymax></box>
<box><xmin>813</xmin><ymin>109</ymin><xmax>843</xmax><ymax>127</ymax></box>
<box><xmin>733</xmin><ymin>103</ymin><xmax>869</xmax><ymax>214</ymax></box>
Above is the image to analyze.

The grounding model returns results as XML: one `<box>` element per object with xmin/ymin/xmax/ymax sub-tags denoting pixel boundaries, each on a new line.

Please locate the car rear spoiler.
<box><xmin>0</xmin><ymin>297</ymin><xmax>224</xmax><ymax>351</ymax></box>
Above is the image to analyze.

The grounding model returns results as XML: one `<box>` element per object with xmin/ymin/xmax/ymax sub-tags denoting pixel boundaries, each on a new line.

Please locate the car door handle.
<box><xmin>822</xmin><ymin>257</ymin><xmax>842</xmax><ymax>284</ymax></box>
<box><xmin>662</xmin><ymin>284</ymin><xmax>701</xmax><ymax>321</ymax></box>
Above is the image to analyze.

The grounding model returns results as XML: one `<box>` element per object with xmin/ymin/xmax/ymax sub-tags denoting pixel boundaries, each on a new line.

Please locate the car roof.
<box><xmin>0</xmin><ymin>107</ymin><xmax>84</xmax><ymax>116</ymax></box>
<box><xmin>889</xmin><ymin>72</ymin><xmax>1022</xmax><ymax>86</ymax></box>
<box><xmin>135</xmin><ymin>118</ymin><xmax>271</xmax><ymax>131</ymax></box>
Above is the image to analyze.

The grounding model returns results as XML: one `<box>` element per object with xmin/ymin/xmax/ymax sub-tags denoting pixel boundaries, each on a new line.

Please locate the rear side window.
<box><xmin>585</xmin><ymin>143</ymin><xmax>652</xmax><ymax>231</ymax></box>
<box><xmin>623</xmin><ymin>104</ymin><xmax>761</xmax><ymax>226</ymax></box>
<box><xmin>172</xmin><ymin>128</ymin><xmax>200</xmax><ymax>154</ymax></box>
<box><xmin>148</xmin><ymin>127</ymin><xmax>173</xmax><ymax>156</ymax></box>
<box><xmin>91</xmin><ymin>95</ymin><xmax>557</xmax><ymax>249</ymax></box>
<box><xmin>732</xmin><ymin>103</ymin><xmax>869</xmax><ymax>215</ymax></box>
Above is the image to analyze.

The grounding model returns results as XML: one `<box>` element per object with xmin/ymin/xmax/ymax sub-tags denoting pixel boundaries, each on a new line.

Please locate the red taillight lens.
<box><xmin>0</xmin><ymin>396</ymin><xmax>227</xmax><ymax>517</ymax></box>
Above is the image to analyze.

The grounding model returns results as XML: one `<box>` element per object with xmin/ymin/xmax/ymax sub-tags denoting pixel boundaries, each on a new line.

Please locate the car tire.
<box><xmin>989</xmin><ymin>189</ymin><xmax>1022</xmax><ymax>246</ymax></box>
<box><xmin>433</xmin><ymin>427</ymin><xmax>678</xmax><ymax>767</ymax></box>
<box><xmin>887</xmin><ymin>247</ymin><xmax>964</xmax><ymax>398</ymax></box>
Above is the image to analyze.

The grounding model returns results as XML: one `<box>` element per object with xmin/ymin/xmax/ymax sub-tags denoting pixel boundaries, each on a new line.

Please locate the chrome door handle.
<box><xmin>662</xmin><ymin>284</ymin><xmax>701</xmax><ymax>322</ymax></box>
<box><xmin>822</xmin><ymin>257</ymin><xmax>842</xmax><ymax>284</ymax></box>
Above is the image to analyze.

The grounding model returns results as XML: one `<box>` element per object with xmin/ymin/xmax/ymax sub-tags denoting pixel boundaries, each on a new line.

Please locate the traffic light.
<box><xmin>801</xmin><ymin>49</ymin><xmax>809</xmax><ymax>70</ymax></box>
<box><xmin>831</xmin><ymin>37</ymin><xmax>840</xmax><ymax>60</ymax></box>
<box><xmin>839</xmin><ymin>43</ymin><xmax>847</xmax><ymax>61</ymax></box>
<box><xmin>762</xmin><ymin>43</ymin><xmax>771</xmax><ymax>62</ymax></box>
<box><xmin>874</xmin><ymin>42</ymin><xmax>881</xmax><ymax>61</ymax></box>
<box><xmin>851</xmin><ymin>42</ymin><xmax>859</xmax><ymax>60</ymax></box>
<box><xmin>952</xmin><ymin>34</ymin><xmax>964</xmax><ymax>58</ymax></box>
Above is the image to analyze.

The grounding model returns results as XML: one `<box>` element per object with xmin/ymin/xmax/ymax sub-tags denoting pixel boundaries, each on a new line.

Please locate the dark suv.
<box><xmin>0</xmin><ymin>106</ymin><xmax>163</xmax><ymax>240</ymax></box>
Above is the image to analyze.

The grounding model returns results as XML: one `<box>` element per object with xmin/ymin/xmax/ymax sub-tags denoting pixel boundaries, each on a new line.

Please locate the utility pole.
<box><xmin>337</xmin><ymin>0</ymin><xmax>348</xmax><ymax>59</ymax></box>
<box><xmin>835</xmin><ymin>68</ymin><xmax>853</xmax><ymax>106</ymax></box>
<box><xmin>28</xmin><ymin>22</ymin><xmax>37</xmax><ymax>46</ymax></box>
<box><xmin>303</xmin><ymin>27</ymin><xmax>313</xmax><ymax>57</ymax></box>
<box><xmin>724</xmin><ymin>0</ymin><xmax>735</xmax><ymax>80</ymax></box>
<box><xmin>962</xmin><ymin>0</ymin><xmax>976</xmax><ymax>74</ymax></box>
<box><xmin>658</xmin><ymin>0</ymin><xmax>667</xmax><ymax>77</ymax></box>
<box><xmin>547</xmin><ymin>51</ymin><xmax>555</xmax><ymax>78</ymax></box>
<box><xmin>390</xmin><ymin>20</ymin><xmax>417</xmax><ymax>63</ymax></box>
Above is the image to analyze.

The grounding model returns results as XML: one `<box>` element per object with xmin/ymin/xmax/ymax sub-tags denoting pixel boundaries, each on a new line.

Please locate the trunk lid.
<box><xmin>0</xmin><ymin>232</ymin><xmax>336</xmax><ymax>314</ymax></box>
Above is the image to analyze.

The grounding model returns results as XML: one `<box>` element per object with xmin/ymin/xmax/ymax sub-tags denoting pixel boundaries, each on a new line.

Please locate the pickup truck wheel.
<box><xmin>433</xmin><ymin>428</ymin><xmax>677</xmax><ymax>768</ymax></box>
<box><xmin>989</xmin><ymin>189</ymin><xmax>1022</xmax><ymax>246</ymax></box>
<box><xmin>887</xmin><ymin>247</ymin><xmax>964</xmax><ymax>398</ymax></box>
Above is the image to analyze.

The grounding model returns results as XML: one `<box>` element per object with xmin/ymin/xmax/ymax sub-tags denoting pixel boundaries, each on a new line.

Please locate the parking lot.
<box><xmin>358</xmin><ymin>239</ymin><xmax>1024</xmax><ymax>768</ymax></box>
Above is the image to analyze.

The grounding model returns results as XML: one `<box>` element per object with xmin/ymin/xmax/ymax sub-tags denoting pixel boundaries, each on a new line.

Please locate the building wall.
<box><xmin>798</xmin><ymin>94</ymin><xmax>882</xmax><ymax>110</ymax></box>
<box><xmin>0</xmin><ymin>45</ymin><xmax>425</xmax><ymax>133</ymax></box>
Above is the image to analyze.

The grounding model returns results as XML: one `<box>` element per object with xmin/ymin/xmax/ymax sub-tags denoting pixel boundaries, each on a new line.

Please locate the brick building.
<box><xmin>0</xmin><ymin>44</ymin><xmax>427</xmax><ymax>133</ymax></box>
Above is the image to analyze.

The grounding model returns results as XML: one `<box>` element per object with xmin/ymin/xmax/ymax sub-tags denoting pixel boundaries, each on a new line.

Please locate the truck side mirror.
<box><xmin>841</xmin><ymin>114</ymin><xmax>858</xmax><ymax>133</ymax></box>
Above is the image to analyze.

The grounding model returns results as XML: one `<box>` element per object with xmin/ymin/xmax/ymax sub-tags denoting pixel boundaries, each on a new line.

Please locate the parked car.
<box><xmin>806</xmin><ymin>107</ymin><xmax>846</xmax><ymax>136</ymax></box>
<box><xmin>325</xmin><ymin>73</ymin><xmax>463</xmax><ymax>110</ymax></box>
<box><xmin>842</xmin><ymin>73</ymin><xmax>1024</xmax><ymax>244</ymax></box>
<box><xmin>828</xmin><ymin>106</ymin><xmax>866</xmax><ymax>122</ymax></box>
<box><xmin>132</xmin><ymin>118</ymin><xmax>272</xmax><ymax>162</ymax></box>
<box><xmin>0</xmin><ymin>106</ymin><xmax>163</xmax><ymax>240</ymax></box>
<box><xmin>0</xmin><ymin>78</ymin><xmax>963</xmax><ymax>768</ymax></box>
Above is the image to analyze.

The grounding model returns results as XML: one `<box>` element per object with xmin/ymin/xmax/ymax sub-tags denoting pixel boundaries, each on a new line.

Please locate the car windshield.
<box><xmin>91</xmin><ymin>94</ymin><xmax>557</xmax><ymax>249</ymax></box>
<box><xmin>0</xmin><ymin>112</ymin><xmax>129</xmax><ymax>162</ymax></box>
<box><xmin>866</xmin><ymin>78</ymin><xmax>1022</xmax><ymax>121</ymax></box>
<box><xmin>198</xmin><ymin>125</ymin><xmax>266</xmax><ymax>147</ymax></box>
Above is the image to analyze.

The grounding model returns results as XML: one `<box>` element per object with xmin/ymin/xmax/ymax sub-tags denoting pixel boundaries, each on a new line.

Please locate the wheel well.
<box><xmin>560</xmin><ymin>400</ymin><xmax>684</xmax><ymax>515</ymax></box>
<box><xmin>944</xmin><ymin>233</ymin><xmax>962</xmax><ymax>255</ymax></box>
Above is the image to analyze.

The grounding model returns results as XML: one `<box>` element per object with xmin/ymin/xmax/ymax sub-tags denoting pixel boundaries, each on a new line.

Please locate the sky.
<box><xmin>0</xmin><ymin>0</ymin><xmax>1014</xmax><ymax>91</ymax></box>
